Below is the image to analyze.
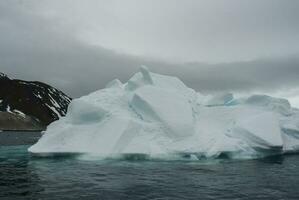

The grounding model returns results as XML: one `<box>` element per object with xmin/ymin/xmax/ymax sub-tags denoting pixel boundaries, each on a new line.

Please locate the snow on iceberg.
<box><xmin>28</xmin><ymin>66</ymin><xmax>299</xmax><ymax>160</ymax></box>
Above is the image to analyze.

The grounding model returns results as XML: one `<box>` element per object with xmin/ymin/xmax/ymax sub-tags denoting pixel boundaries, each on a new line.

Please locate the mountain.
<box><xmin>0</xmin><ymin>73</ymin><xmax>72</xmax><ymax>131</ymax></box>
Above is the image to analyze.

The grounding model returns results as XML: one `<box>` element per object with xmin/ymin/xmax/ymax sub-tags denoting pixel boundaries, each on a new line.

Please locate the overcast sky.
<box><xmin>1</xmin><ymin>0</ymin><xmax>299</xmax><ymax>107</ymax></box>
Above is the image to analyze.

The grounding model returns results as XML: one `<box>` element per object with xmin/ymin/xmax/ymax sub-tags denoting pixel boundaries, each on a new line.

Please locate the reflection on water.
<box><xmin>1</xmin><ymin>145</ymin><xmax>299</xmax><ymax>200</ymax></box>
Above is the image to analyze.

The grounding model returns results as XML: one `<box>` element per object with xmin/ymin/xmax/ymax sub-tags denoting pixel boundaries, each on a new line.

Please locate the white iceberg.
<box><xmin>28</xmin><ymin>66</ymin><xmax>299</xmax><ymax>159</ymax></box>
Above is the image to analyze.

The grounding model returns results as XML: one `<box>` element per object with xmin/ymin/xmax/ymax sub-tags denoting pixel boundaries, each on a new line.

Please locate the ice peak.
<box><xmin>140</xmin><ymin>65</ymin><xmax>153</xmax><ymax>85</ymax></box>
<box><xmin>125</xmin><ymin>66</ymin><xmax>154</xmax><ymax>91</ymax></box>
<box><xmin>105</xmin><ymin>79</ymin><xmax>123</xmax><ymax>89</ymax></box>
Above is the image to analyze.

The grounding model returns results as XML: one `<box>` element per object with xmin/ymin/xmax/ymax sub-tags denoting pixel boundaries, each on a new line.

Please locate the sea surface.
<box><xmin>1</xmin><ymin>132</ymin><xmax>299</xmax><ymax>200</ymax></box>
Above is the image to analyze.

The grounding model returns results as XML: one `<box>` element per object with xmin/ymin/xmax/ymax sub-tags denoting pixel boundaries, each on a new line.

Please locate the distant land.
<box><xmin>0</xmin><ymin>73</ymin><xmax>71</xmax><ymax>131</ymax></box>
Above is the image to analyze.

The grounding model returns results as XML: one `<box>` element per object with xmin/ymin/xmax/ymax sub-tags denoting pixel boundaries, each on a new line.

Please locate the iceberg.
<box><xmin>28</xmin><ymin>66</ymin><xmax>299</xmax><ymax>160</ymax></box>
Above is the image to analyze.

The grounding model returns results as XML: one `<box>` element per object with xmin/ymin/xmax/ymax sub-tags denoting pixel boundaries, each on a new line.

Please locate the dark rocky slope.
<box><xmin>0</xmin><ymin>73</ymin><xmax>71</xmax><ymax>130</ymax></box>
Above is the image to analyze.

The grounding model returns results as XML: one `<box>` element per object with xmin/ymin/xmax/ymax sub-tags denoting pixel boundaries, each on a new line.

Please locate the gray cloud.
<box><xmin>0</xmin><ymin>0</ymin><xmax>299</xmax><ymax>108</ymax></box>
<box><xmin>179</xmin><ymin>57</ymin><xmax>299</xmax><ymax>93</ymax></box>
<box><xmin>26</xmin><ymin>0</ymin><xmax>299</xmax><ymax>63</ymax></box>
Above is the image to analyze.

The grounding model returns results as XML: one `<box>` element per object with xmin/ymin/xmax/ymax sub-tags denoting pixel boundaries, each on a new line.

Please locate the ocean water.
<box><xmin>1</xmin><ymin>145</ymin><xmax>299</xmax><ymax>200</ymax></box>
<box><xmin>0</xmin><ymin>131</ymin><xmax>41</xmax><ymax>146</ymax></box>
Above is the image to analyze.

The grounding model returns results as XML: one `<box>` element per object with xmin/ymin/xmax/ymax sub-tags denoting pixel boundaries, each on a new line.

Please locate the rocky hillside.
<box><xmin>0</xmin><ymin>73</ymin><xmax>71</xmax><ymax>130</ymax></box>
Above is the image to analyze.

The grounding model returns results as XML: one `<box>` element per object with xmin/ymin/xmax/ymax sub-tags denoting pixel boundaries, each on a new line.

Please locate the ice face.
<box><xmin>28</xmin><ymin>67</ymin><xmax>299</xmax><ymax>160</ymax></box>
<box><xmin>131</xmin><ymin>86</ymin><xmax>195</xmax><ymax>138</ymax></box>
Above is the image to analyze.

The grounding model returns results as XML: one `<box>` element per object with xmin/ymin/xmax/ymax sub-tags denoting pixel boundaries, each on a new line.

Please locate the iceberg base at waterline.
<box><xmin>28</xmin><ymin>66</ymin><xmax>299</xmax><ymax>160</ymax></box>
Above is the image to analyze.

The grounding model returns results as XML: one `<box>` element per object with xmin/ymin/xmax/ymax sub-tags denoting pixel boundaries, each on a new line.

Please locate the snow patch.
<box><xmin>45</xmin><ymin>103</ymin><xmax>61</xmax><ymax>118</ymax></box>
<box><xmin>13</xmin><ymin>109</ymin><xmax>26</xmax><ymax>118</ymax></box>
<box><xmin>6</xmin><ymin>105</ymin><xmax>12</xmax><ymax>113</ymax></box>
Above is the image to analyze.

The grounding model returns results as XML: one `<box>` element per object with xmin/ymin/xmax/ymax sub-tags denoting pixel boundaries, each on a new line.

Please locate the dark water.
<box><xmin>1</xmin><ymin>145</ymin><xmax>299</xmax><ymax>200</ymax></box>
<box><xmin>0</xmin><ymin>131</ymin><xmax>41</xmax><ymax>146</ymax></box>
<box><xmin>0</xmin><ymin>146</ymin><xmax>299</xmax><ymax>200</ymax></box>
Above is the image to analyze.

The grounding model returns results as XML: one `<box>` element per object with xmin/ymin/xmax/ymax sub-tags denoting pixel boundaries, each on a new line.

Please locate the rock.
<box><xmin>0</xmin><ymin>73</ymin><xmax>72</xmax><ymax>130</ymax></box>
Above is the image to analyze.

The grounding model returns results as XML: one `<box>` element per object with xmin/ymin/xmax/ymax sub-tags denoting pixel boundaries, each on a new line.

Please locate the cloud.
<box><xmin>0</xmin><ymin>0</ymin><xmax>299</xmax><ymax>109</ymax></box>
<box><xmin>178</xmin><ymin>57</ymin><xmax>299</xmax><ymax>93</ymax></box>
<box><xmin>25</xmin><ymin>0</ymin><xmax>299</xmax><ymax>63</ymax></box>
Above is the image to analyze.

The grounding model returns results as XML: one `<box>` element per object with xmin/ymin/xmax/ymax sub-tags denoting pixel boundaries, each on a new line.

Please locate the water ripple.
<box><xmin>1</xmin><ymin>146</ymin><xmax>299</xmax><ymax>200</ymax></box>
